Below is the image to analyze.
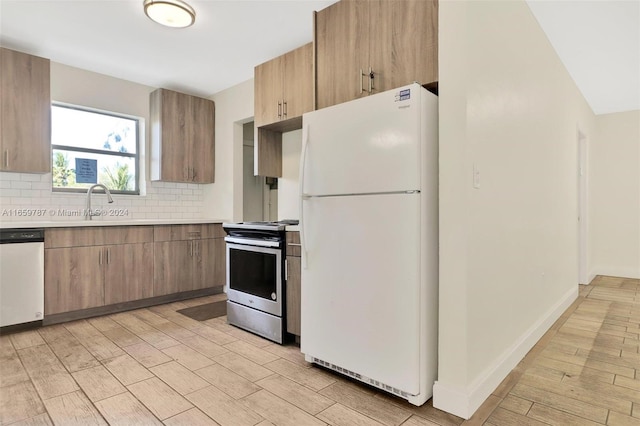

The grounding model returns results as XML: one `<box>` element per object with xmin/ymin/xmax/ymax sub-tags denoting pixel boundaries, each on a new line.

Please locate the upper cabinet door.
<box><xmin>0</xmin><ymin>48</ymin><xmax>51</xmax><ymax>173</ymax></box>
<box><xmin>254</xmin><ymin>55</ymin><xmax>284</xmax><ymax>127</ymax></box>
<box><xmin>150</xmin><ymin>88</ymin><xmax>215</xmax><ymax>183</ymax></box>
<box><xmin>315</xmin><ymin>0</ymin><xmax>370</xmax><ymax>110</ymax></box>
<box><xmin>254</xmin><ymin>43</ymin><xmax>313</xmax><ymax>129</ymax></box>
<box><xmin>282</xmin><ymin>43</ymin><xmax>314</xmax><ymax>121</ymax></box>
<box><xmin>315</xmin><ymin>0</ymin><xmax>439</xmax><ymax>110</ymax></box>
<box><xmin>151</xmin><ymin>89</ymin><xmax>191</xmax><ymax>182</ymax></box>
<box><xmin>369</xmin><ymin>0</ymin><xmax>438</xmax><ymax>93</ymax></box>
<box><xmin>191</xmin><ymin>95</ymin><xmax>215</xmax><ymax>183</ymax></box>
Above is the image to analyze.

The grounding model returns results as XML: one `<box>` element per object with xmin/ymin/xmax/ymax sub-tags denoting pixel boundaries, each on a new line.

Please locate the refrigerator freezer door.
<box><xmin>301</xmin><ymin>84</ymin><xmax>423</xmax><ymax>197</ymax></box>
<box><xmin>300</xmin><ymin>192</ymin><xmax>421</xmax><ymax>394</ymax></box>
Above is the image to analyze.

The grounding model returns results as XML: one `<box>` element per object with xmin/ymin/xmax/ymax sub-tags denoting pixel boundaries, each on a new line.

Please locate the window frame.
<box><xmin>51</xmin><ymin>102</ymin><xmax>141</xmax><ymax>195</ymax></box>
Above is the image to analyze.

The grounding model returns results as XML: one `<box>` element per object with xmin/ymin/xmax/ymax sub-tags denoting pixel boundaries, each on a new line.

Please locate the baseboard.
<box><xmin>433</xmin><ymin>285</ymin><xmax>578</xmax><ymax>419</ymax></box>
<box><xmin>591</xmin><ymin>268</ymin><xmax>640</xmax><ymax>280</ymax></box>
<box><xmin>44</xmin><ymin>286</ymin><xmax>224</xmax><ymax>326</ymax></box>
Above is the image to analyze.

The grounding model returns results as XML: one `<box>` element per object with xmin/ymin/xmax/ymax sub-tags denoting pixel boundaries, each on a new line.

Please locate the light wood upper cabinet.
<box><xmin>254</xmin><ymin>43</ymin><xmax>313</xmax><ymax>177</ymax></box>
<box><xmin>315</xmin><ymin>0</ymin><xmax>438</xmax><ymax>110</ymax></box>
<box><xmin>191</xmin><ymin>95</ymin><xmax>216</xmax><ymax>183</ymax></box>
<box><xmin>254</xmin><ymin>54</ymin><xmax>285</xmax><ymax>128</ymax></box>
<box><xmin>315</xmin><ymin>0</ymin><xmax>369</xmax><ymax>109</ymax></box>
<box><xmin>282</xmin><ymin>44</ymin><xmax>314</xmax><ymax>123</ymax></box>
<box><xmin>150</xmin><ymin>88</ymin><xmax>215</xmax><ymax>183</ymax></box>
<box><xmin>254</xmin><ymin>43</ymin><xmax>313</xmax><ymax>129</ymax></box>
<box><xmin>0</xmin><ymin>48</ymin><xmax>51</xmax><ymax>173</ymax></box>
<box><xmin>369</xmin><ymin>0</ymin><xmax>438</xmax><ymax>94</ymax></box>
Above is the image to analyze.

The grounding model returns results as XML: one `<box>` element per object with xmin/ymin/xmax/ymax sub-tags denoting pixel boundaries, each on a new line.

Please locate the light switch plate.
<box><xmin>473</xmin><ymin>164</ymin><xmax>480</xmax><ymax>189</ymax></box>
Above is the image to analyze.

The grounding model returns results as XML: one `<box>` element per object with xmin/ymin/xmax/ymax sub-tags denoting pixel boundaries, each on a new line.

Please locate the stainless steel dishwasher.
<box><xmin>0</xmin><ymin>228</ymin><xmax>45</xmax><ymax>328</ymax></box>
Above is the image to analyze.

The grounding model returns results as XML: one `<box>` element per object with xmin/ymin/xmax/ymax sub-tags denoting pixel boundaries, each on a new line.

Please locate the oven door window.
<box><xmin>226</xmin><ymin>242</ymin><xmax>283</xmax><ymax>316</ymax></box>
<box><xmin>228</xmin><ymin>247</ymin><xmax>277</xmax><ymax>300</ymax></box>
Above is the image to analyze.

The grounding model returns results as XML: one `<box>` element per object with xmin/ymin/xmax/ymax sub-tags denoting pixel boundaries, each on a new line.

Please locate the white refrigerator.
<box><xmin>299</xmin><ymin>83</ymin><xmax>438</xmax><ymax>406</ymax></box>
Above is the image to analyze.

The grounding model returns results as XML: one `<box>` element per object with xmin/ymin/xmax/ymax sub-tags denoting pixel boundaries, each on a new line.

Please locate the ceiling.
<box><xmin>0</xmin><ymin>0</ymin><xmax>337</xmax><ymax>98</ymax></box>
<box><xmin>526</xmin><ymin>0</ymin><xmax>639</xmax><ymax>115</ymax></box>
<box><xmin>0</xmin><ymin>0</ymin><xmax>638</xmax><ymax>115</ymax></box>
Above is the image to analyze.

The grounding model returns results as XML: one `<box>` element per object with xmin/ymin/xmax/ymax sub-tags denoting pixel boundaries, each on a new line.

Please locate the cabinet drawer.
<box><xmin>153</xmin><ymin>223</ymin><xmax>224</xmax><ymax>242</ymax></box>
<box><xmin>45</xmin><ymin>226</ymin><xmax>154</xmax><ymax>248</ymax></box>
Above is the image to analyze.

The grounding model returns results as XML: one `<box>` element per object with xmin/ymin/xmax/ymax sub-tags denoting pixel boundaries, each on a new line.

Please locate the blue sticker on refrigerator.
<box><xmin>395</xmin><ymin>88</ymin><xmax>411</xmax><ymax>102</ymax></box>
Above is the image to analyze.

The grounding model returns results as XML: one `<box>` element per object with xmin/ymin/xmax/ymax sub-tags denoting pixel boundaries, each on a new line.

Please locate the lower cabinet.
<box><xmin>286</xmin><ymin>231</ymin><xmax>301</xmax><ymax>336</ymax></box>
<box><xmin>153</xmin><ymin>240</ymin><xmax>194</xmax><ymax>296</ymax></box>
<box><xmin>44</xmin><ymin>242</ymin><xmax>153</xmax><ymax>315</ymax></box>
<box><xmin>45</xmin><ymin>246</ymin><xmax>104</xmax><ymax>315</ymax></box>
<box><xmin>104</xmin><ymin>243</ymin><xmax>154</xmax><ymax>305</ymax></box>
<box><xmin>286</xmin><ymin>256</ymin><xmax>301</xmax><ymax>336</ymax></box>
<box><xmin>153</xmin><ymin>226</ymin><xmax>226</xmax><ymax>296</ymax></box>
<box><xmin>44</xmin><ymin>224</ymin><xmax>224</xmax><ymax>318</ymax></box>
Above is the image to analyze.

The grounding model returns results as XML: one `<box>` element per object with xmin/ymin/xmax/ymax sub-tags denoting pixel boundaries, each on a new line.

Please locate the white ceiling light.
<box><xmin>143</xmin><ymin>0</ymin><xmax>195</xmax><ymax>28</ymax></box>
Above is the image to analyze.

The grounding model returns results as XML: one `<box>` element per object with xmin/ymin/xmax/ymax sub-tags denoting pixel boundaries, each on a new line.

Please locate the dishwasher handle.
<box><xmin>0</xmin><ymin>228</ymin><xmax>44</xmax><ymax>244</ymax></box>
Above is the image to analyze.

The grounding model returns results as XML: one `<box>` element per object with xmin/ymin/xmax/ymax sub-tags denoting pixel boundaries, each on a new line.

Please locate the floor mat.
<box><xmin>176</xmin><ymin>300</ymin><xmax>227</xmax><ymax>321</ymax></box>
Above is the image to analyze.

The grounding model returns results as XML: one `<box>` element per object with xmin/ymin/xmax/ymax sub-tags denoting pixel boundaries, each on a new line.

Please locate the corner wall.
<box><xmin>435</xmin><ymin>0</ymin><xmax>595</xmax><ymax>418</ymax></box>
<box><xmin>589</xmin><ymin>110</ymin><xmax>640</xmax><ymax>279</ymax></box>
<box><xmin>204</xmin><ymin>79</ymin><xmax>254</xmax><ymax>222</ymax></box>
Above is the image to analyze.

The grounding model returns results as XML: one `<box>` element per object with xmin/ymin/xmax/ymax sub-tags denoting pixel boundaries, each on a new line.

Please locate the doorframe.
<box><xmin>577</xmin><ymin>126</ymin><xmax>589</xmax><ymax>285</ymax></box>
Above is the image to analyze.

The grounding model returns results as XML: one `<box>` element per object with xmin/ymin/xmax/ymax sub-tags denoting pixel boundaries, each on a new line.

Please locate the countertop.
<box><xmin>0</xmin><ymin>218</ymin><xmax>227</xmax><ymax>229</ymax></box>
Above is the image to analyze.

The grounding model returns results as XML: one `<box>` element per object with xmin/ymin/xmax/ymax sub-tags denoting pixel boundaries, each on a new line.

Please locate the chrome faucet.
<box><xmin>85</xmin><ymin>184</ymin><xmax>114</xmax><ymax>220</ymax></box>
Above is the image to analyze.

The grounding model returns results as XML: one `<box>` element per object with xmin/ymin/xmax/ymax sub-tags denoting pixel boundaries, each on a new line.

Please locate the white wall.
<box><xmin>278</xmin><ymin>129</ymin><xmax>303</xmax><ymax>220</ymax></box>
<box><xmin>0</xmin><ymin>62</ymin><xmax>207</xmax><ymax>222</ymax></box>
<box><xmin>435</xmin><ymin>0</ymin><xmax>595</xmax><ymax>418</ymax></box>
<box><xmin>589</xmin><ymin>110</ymin><xmax>640</xmax><ymax>279</ymax></box>
<box><xmin>203</xmin><ymin>78</ymin><xmax>303</xmax><ymax>223</ymax></box>
<box><xmin>204</xmin><ymin>79</ymin><xmax>254</xmax><ymax>222</ymax></box>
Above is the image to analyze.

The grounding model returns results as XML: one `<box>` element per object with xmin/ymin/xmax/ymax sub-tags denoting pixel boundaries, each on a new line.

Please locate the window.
<box><xmin>51</xmin><ymin>104</ymin><xmax>140</xmax><ymax>194</ymax></box>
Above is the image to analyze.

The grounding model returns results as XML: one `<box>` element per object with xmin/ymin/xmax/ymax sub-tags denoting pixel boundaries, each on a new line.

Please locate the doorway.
<box><xmin>577</xmin><ymin>129</ymin><xmax>588</xmax><ymax>284</ymax></box>
<box><xmin>242</xmin><ymin>122</ymin><xmax>277</xmax><ymax>221</ymax></box>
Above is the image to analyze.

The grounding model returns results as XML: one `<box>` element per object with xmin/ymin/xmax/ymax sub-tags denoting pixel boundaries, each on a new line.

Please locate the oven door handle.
<box><xmin>224</xmin><ymin>236</ymin><xmax>281</xmax><ymax>248</ymax></box>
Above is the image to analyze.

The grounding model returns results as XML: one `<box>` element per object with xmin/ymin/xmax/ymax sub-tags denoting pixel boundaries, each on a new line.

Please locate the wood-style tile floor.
<box><xmin>0</xmin><ymin>275</ymin><xmax>638</xmax><ymax>426</ymax></box>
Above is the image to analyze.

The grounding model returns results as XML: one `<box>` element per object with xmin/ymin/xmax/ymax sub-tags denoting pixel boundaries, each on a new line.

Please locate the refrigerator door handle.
<box><xmin>300</xmin><ymin>124</ymin><xmax>310</xmax><ymax>269</ymax></box>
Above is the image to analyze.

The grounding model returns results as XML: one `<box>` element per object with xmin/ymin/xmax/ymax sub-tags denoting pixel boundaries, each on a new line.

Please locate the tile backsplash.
<box><xmin>0</xmin><ymin>172</ymin><xmax>204</xmax><ymax>222</ymax></box>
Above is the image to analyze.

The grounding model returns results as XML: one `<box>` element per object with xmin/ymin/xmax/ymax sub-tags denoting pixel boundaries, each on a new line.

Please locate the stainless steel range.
<box><xmin>223</xmin><ymin>221</ymin><xmax>296</xmax><ymax>344</ymax></box>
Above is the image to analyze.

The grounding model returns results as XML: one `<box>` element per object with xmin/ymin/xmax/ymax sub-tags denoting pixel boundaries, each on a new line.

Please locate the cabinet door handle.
<box><xmin>184</xmin><ymin>167</ymin><xmax>188</xmax><ymax>180</ymax></box>
<box><xmin>191</xmin><ymin>167</ymin><xmax>196</xmax><ymax>181</ymax></box>
<box><xmin>369</xmin><ymin>67</ymin><xmax>374</xmax><ymax>92</ymax></box>
<box><xmin>277</xmin><ymin>101</ymin><xmax>282</xmax><ymax>118</ymax></box>
<box><xmin>195</xmin><ymin>241</ymin><xmax>200</xmax><ymax>257</ymax></box>
<box><xmin>3</xmin><ymin>150</ymin><xmax>8</xmax><ymax>168</ymax></box>
<box><xmin>107</xmin><ymin>248</ymin><xmax>111</xmax><ymax>264</ymax></box>
<box><xmin>99</xmin><ymin>250</ymin><xmax>103</xmax><ymax>265</ymax></box>
<box><xmin>283</xmin><ymin>101</ymin><xmax>287</xmax><ymax>118</ymax></box>
<box><xmin>359</xmin><ymin>69</ymin><xmax>365</xmax><ymax>93</ymax></box>
<box><xmin>189</xmin><ymin>241</ymin><xmax>193</xmax><ymax>257</ymax></box>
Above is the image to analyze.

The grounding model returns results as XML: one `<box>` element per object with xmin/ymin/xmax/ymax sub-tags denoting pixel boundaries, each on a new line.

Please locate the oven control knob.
<box><xmin>271</xmin><ymin>292</ymin><xmax>276</xmax><ymax>300</ymax></box>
